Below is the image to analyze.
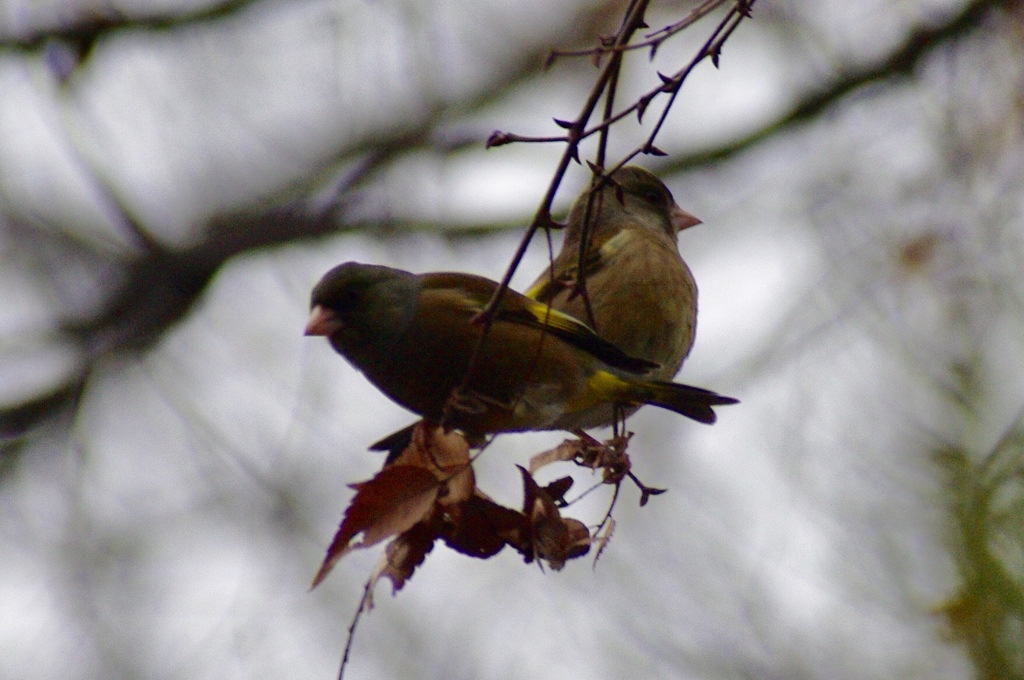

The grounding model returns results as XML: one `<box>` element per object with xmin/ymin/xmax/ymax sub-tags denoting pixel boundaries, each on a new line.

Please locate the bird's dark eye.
<box><xmin>639</xmin><ymin>187</ymin><xmax>667</xmax><ymax>207</ymax></box>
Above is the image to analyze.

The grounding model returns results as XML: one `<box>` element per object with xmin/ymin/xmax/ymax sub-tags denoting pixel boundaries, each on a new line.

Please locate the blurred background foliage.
<box><xmin>0</xmin><ymin>0</ymin><xmax>1022</xmax><ymax>678</ymax></box>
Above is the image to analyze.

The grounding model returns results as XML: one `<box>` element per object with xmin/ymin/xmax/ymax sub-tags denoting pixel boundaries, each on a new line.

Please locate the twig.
<box><xmin>546</xmin><ymin>0</ymin><xmax>728</xmax><ymax>62</ymax></box>
<box><xmin>337</xmin><ymin>580</ymin><xmax>372</xmax><ymax>680</ymax></box>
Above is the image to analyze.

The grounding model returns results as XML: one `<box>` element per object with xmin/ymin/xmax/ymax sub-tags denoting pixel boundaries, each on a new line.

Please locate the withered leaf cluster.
<box><xmin>312</xmin><ymin>423</ymin><xmax>646</xmax><ymax>601</ymax></box>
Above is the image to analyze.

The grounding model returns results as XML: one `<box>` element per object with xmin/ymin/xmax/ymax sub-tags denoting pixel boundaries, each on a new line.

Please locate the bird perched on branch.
<box><xmin>526</xmin><ymin>165</ymin><xmax>702</xmax><ymax>430</ymax></box>
<box><xmin>305</xmin><ymin>262</ymin><xmax>736</xmax><ymax>445</ymax></box>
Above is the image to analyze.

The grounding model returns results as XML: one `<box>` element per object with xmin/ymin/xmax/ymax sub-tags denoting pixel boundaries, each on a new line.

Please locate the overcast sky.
<box><xmin>2</xmin><ymin>1</ymin><xmax>1021</xmax><ymax>678</ymax></box>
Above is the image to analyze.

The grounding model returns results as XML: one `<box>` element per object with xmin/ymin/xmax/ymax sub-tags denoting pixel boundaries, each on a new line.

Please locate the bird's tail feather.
<box><xmin>624</xmin><ymin>378</ymin><xmax>738</xmax><ymax>424</ymax></box>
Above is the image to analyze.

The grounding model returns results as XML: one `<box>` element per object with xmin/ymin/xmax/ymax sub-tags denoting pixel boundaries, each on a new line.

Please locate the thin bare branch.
<box><xmin>0</xmin><ymin>0</ymin><xmax>259</xmax><ymax>53</ymax></box>
<box><xmin>546</xmin><ymin>0</ymin><xmax>728</xmax><ymax>62</ymax></box>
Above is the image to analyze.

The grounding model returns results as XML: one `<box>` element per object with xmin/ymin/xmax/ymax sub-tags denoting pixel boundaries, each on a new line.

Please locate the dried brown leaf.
<box><xmin>528</xmin><ymin>438</ymin><xmax>585</xmax><ymax>474</ymax></box>
<box><xmin>444</xmin><ymin>492</ymin><xmax>528</xmax><ymax>559</ymax></box>
<box><xmin>392</xmin><ymin>423</ymin><xmax>471</xmax><ymax>472</ymax></box>
<box><xmin>311</xmin><ymin>465</ymin><xmax>440</xmax><ymax>588</ymax></box>
<box><xmin>402</xmin><ymin>423</ymin><xmax>475</xmax><ymax>505</ymax></box>
<box><xmin>517</xmin><ymin>466</ymin><xmax>590</xmax><ymax>570</ymax></box>
<box><xmin>366</xmin><ymin>520</ymin><xmax>439</xmax><ymax>606</ymax></box>
<box><xmin>542</xmin><ymin>476</ymin><xmax>574</xmax><ymax>506</ymax></box>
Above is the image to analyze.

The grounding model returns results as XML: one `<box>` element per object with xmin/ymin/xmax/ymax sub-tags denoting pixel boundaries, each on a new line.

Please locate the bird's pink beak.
<box><xmin>670</xmin><ymin>204</ymin><xmax>702</xmax><ymax>232</ymax></box>
<box><xmin>305</xmin><ymin>305</ymin><xmax>342</xmax><ymax>336</ymax></box>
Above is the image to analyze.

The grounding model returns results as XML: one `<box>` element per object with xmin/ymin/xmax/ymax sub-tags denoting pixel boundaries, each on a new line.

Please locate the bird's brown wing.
<box><xmin>525</xmin><ymin>228</ymin><xmax>635</xmax><ymax>303</ymax></box>
<box><xmin>419</xmin><ymin>272</ymin><xmax>657</xmax><ymax>374</ymax></box>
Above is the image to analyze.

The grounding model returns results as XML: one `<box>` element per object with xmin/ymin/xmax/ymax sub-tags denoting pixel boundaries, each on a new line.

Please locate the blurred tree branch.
<box><xmin>936</xmin><ymin>415</ymin><xmax>1024</xmax><ymax>680</ymax></box>
<box><xmin>0</xmin><ymin>0</ymin><xmax>258</xmax><ymax>52</ymax></box>
<box><xmin>660</xmin><ymin>0</ymin><xmax>1014</xmax><ymax>173</ymax></box>
<box><xmin>0</xmin><ymin>0</ymin><xmax>269</xmax><ymax>82</ymax></box>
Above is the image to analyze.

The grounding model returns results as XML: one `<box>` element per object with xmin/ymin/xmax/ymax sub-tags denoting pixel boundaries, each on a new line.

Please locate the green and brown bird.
<box><xmin>526</xmin><ymin>165</ymin><xmax>703</xmax><ymax>429</ymax></box>
<box><xmin>306</xmin><ymin>262</ymin><xmax>736</xmax><ymax>444</ymax></box>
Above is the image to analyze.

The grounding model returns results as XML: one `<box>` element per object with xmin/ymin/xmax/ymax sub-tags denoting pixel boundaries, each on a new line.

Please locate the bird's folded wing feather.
<box><xmin>419</xmin><ymin>272</ymin><xmax>658</xmax><ymax>374</ymax></box>
<box><xmin>524</xmin><ymin>228</ymin><xmax>635</xmax><ymax>301</ymax></box>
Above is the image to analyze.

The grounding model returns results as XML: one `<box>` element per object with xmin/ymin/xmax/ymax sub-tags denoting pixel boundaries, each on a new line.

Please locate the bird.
<box><xmin>525</xmin><ymin>165</ymin><xmax>703</xmax><ymax>430</ymax></box>
<box><xmin>305</xmin><ymin>262</ymin><xmax>736</xmax><ymax>446</ymax></box>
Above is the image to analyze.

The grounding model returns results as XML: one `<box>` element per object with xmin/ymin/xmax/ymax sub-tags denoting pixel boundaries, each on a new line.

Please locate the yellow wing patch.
<box><xmin>525</xmin><ymin>229</ymin><xmax>638</xmax><ymax>301</ymax></box>
<box><xmin>564</xmin><ymin>370</ymin><xmax>629</xmax><ymax>412</ymax></box>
